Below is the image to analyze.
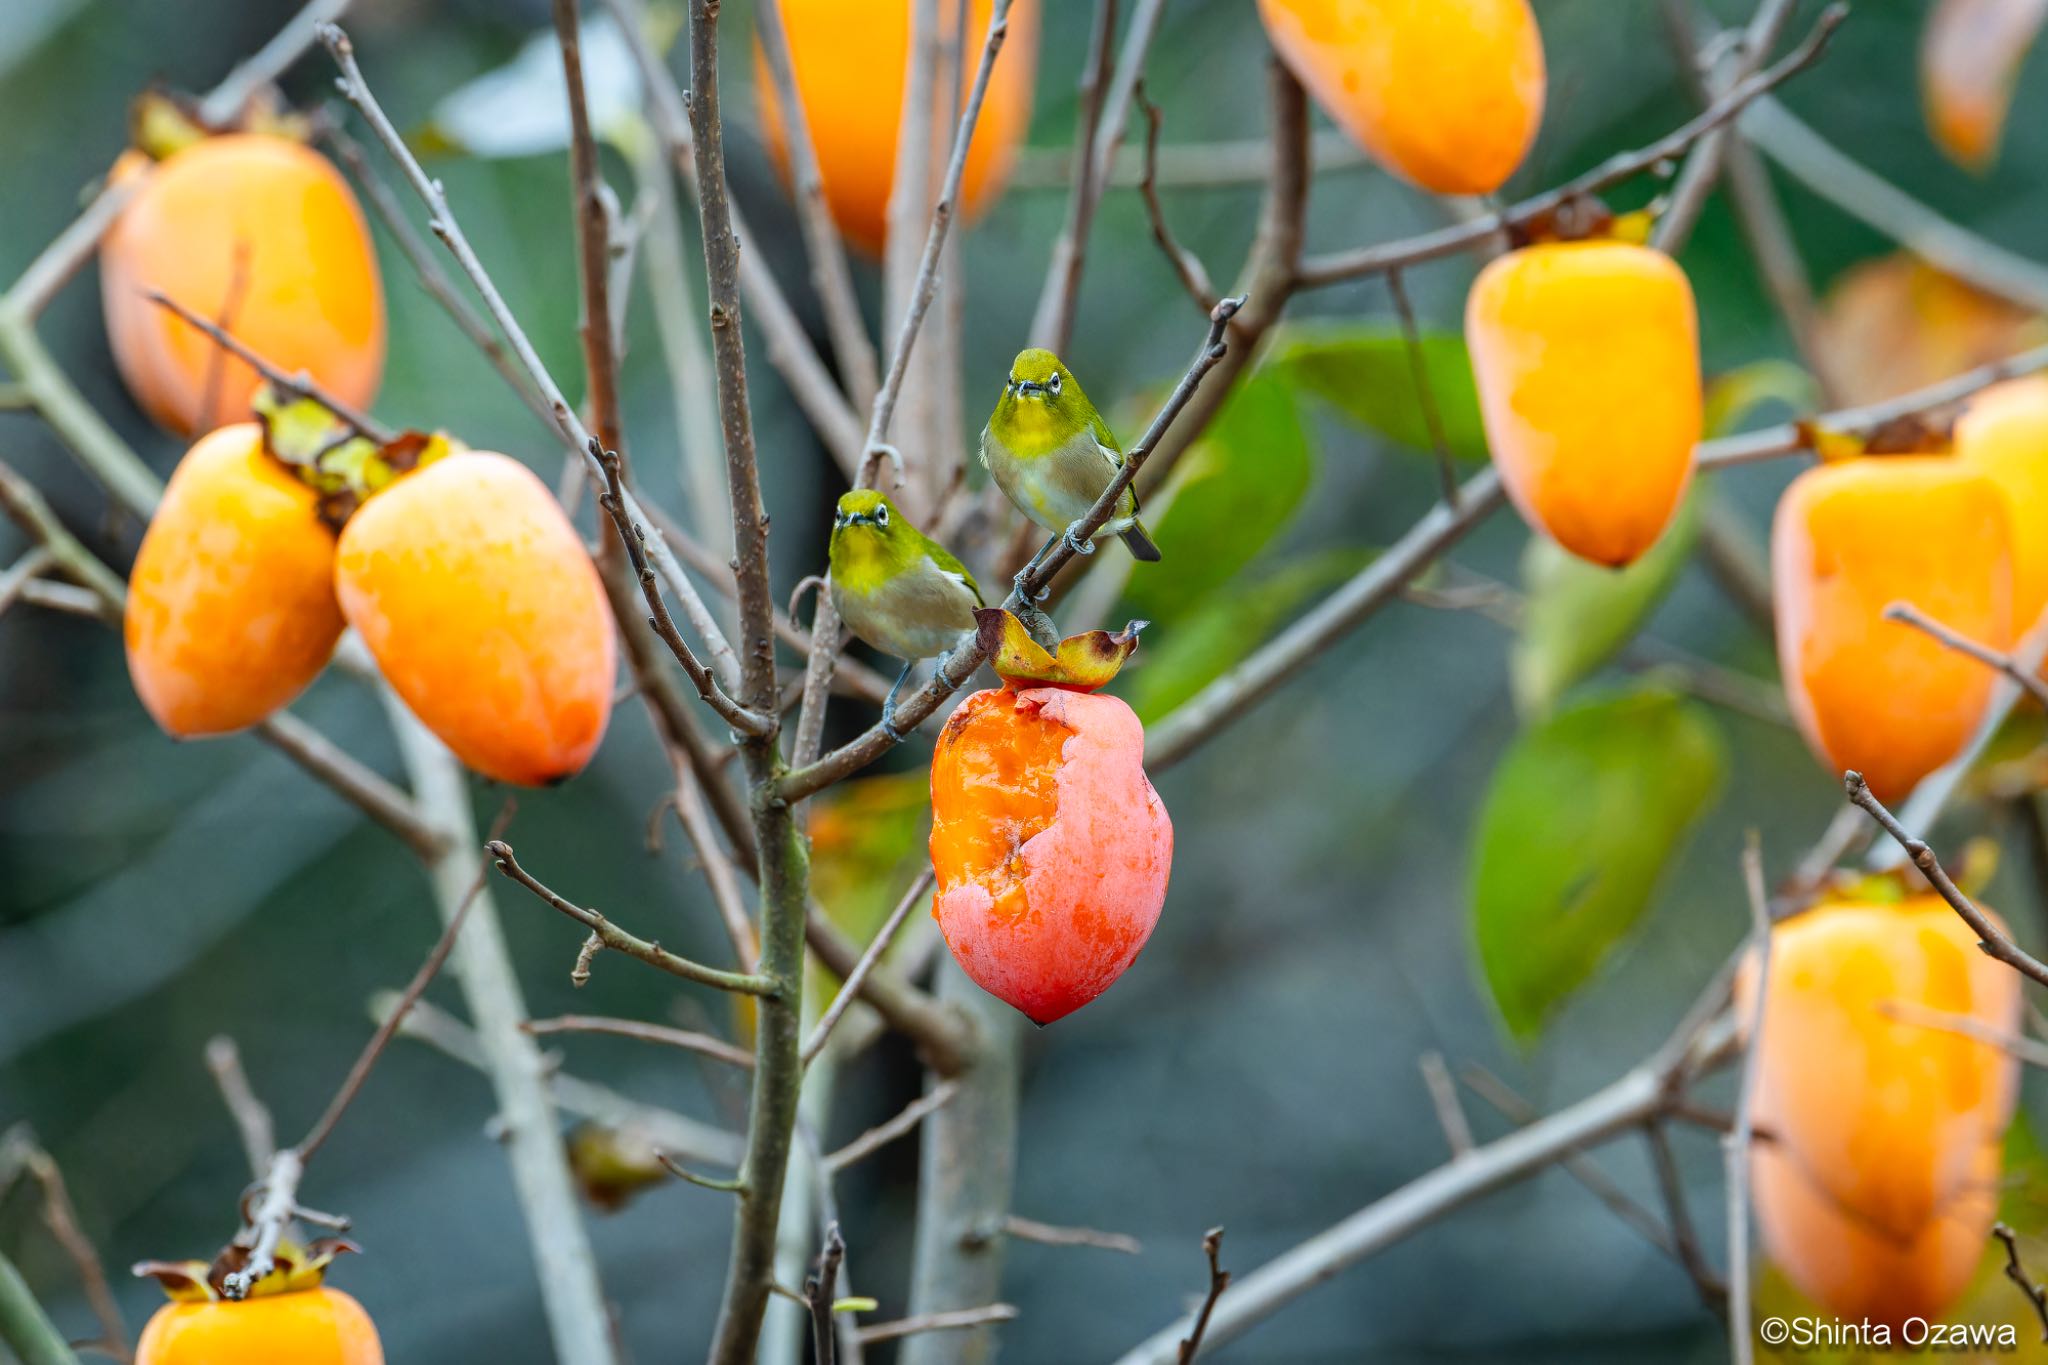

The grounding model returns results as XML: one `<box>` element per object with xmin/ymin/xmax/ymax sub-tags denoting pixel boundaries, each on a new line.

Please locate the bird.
<box><xmin>981</xmin><ymin>348</ymin><xmax>1162</xmax><ymax>589</ymax></box>
<box><xmin>827</xmin><ymin>488</ymin><xmax>983</xmax><ymax>739</ymax></box>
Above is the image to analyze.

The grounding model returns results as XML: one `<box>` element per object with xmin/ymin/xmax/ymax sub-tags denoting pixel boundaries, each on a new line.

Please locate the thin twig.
<box><xmin>204</xmin><ymin>1037</ymin><xmax>277</xmax><ymax>1177</ymax></box>
<box><xmin>1728</xmin><ymin>833</ymin><xmax>1770</xmax><ymax>1365</ymax></box>
<box><xmin>1385</xmin><ymin>268</ymin><xmax>1457</xmax><ymax>508</ymax></box>
<box><xmin>1651</xmin><ymin>0</ymin><xmax>1801</xmax><ymax>253</ymax></box>
<box><xmin>1176</xmin><ymin>1228</ymin><xmax>1230</xmax><ymax>1364</ymax></box>
<box><xmin>1644</xmin><ymin>1123</ymin><xmax>1726</xmax><ymax>1310</ymax></box>
<box><xmin>525</xmin><ymin>1015</ymin><xmax>754</xmax><ymax>1070</ymax></box>
<box><xmin>1416</xmin><ymin>1052</ymin><xmax>1473</xmax><ymax>1158</ymax></box>
<box><xmin>856</xmin><ymin>1305</ymin><xmax>1019</xmax><ymax>1346</ymax></box>
<box><xmin>1135</xmin><ymin>84</ymin><xmax>1218</xmax><ymax>313</ymax></box>
<box><xmin>1845</xmin><ymin>774</ymin><xmax>2048</xmax><ymax>988</ymax></box>
<box><xmin>1995</xmin><ymin>1224</ymin><xmax>2048</xmax><ymax>1343</ymax></box>
<box><xmin>981</xmin><ymin>1215</ymin><xmax>1142</xmax><ymax>1256</ymax></box>
<box><xmin>5</xmin><ymin>1140</ymin><xmax>128</xmax><ymax>1362</ymax></box>
<box><xmin>551</xmin><ymin>0</ymin><xmax>626</xmax><ymax>458</ymax></box>
<box><xmin>806</xmin><ymin>1223</ymin><xmax>847</xmax><ymax>1365</ymax></box>
<box><xmin>1886</xmin><ymin>602</ymin><xmax>2048</xmax><ymax>710</ymax></box>
<box><xmin>1879</xmin><ymin>999</ymin><xmax>2048</xmax><ymax>1068</ymax></box>
<box><xmin>824</xmin><ymin>1080</ymin><xmax>962</xmax><ymax>1172</ymax></box>
<box><xmin>804</xmin><ymin>869</ymin><xmax>935</xmax><ymax>1064</ymax></box>
<box><xmin>147</xmin><ymin>291</ymin><xmax>386</xmax><ymax>438</ymax></box>
<box><xmin>1030</xmin><ymin>0</ymin><xmax>1121</xmax><ymax>352</ymax></box>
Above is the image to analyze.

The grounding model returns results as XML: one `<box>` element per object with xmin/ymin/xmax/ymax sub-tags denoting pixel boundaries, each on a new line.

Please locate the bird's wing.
<box><xmin>926</xmin><ymin>540</ymin><xmax>985</xmax><ymax>606</ymax></box>
<box><xmin>1090</xmin><ymin>430</ymin><xmax>1143</xmax><ymax>515</ymax></box>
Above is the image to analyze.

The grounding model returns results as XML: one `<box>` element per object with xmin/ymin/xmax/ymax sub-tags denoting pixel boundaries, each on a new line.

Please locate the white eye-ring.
<box><xmin>875</xmin><ymin>504</ymin><xmax>889</xmax><ymax>527</ymax></box>
<box><xmin>1048</xmin><ymin>371</ymin><xmax>1062</xmax><ymax>396</ymax></box>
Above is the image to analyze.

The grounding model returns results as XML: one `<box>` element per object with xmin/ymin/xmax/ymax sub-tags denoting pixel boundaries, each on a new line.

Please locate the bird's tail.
<box><xmin>1121</xmin><ymin>521</ymin><xmax>1162</xmax><ymax>562</ymax></box>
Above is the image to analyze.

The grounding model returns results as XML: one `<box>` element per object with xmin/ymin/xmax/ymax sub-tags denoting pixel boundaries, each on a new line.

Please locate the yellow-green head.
<box><xmin>828</xmin><ymin>489</ymin><xmax>979</xmax><ymax>598</ymax></box>
<box><xmin>989</xmin><ymin>348</ymin><xmax>1112</xmax><ymax>457</ymax></box>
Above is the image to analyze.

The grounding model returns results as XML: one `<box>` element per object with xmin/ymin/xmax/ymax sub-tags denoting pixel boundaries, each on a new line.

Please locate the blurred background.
<box><xmin>5</xmin><ymin>0</ymin><xmax>2048</xmax><ymax>1359</ymax></box>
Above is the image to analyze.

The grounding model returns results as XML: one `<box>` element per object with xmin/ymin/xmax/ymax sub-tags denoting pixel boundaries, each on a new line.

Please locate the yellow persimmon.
<box><xmin>1739</xmin><ymin>894</ymin><xmax>2020</xmax><ymax>1326</ymax></box>
<box><xmin>1257</xmin><ymin>0</ymin><xmax>1544</xmax><ymax>195</ymax></box>
<box><xmin>755</xmin><ymin>0</ymin><xmax>1039</xmax><ymax>255</ymax></box>
<box><xmin>1772</xmin><ymin>457</ymin><xmax>2013</xmax><ymax>801</ymax></box>
<box><xmin>125</xmin><ymin>423</ymin><xmax>343</xmax><ymax>736</ymax></box>
<box><xmin>1955</xmin><ymin>377</ymin><xmax>2048</xmax><ymax>636</ymax></box>
<box><xmin>1466</xmin><ymin>241</ymin><xmax>1702</xmax><ymax>567</ymax></box>
<box><xmin>101</xmin><ymin>134</ymin><xmax>384</xmax><ymax>437</ymax></box>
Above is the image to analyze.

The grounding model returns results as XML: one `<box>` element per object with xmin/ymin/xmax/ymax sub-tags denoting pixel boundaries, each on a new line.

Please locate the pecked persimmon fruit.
<box><xmin>930</xmin><ymin>683</ymin><xmax>1171</xmax><ymax>1025</ymax></box>
<box><xmin>1772</xmin><ymin>457</ymin><xmax>2013</xmax><ymax>802</ymax></box>
<box><xmin>101</xmin><ymin>133</ymin><xmax>384</xmax><ymax>437</ymax></box>
<box><xmin>1739</xmin><ymin>894</ymin><xmax>2020</xmax><ymax>1326</ymax></box>
<box><xmin>1466</xmin><ymin>241</ymin><xmax>1702</xmax><ymax>567</ymax></box>
<box><xmin>125</xmin><ymin>423</ymin><xmax>344</xmax><ymax>737</ymax></box>
<box><xmin>1257</xmin><ymin>0</ymin><xmax>1544</xmax><ymax>196</ymax></box>
<box><xmin>756</xmin><ymin>0</ymin><xmax>1039</xmax><ymax>255</ymax></box>
<box><xmin>1956</xmin><ymin>377</ymin><xmax>2048</xmax><ymax>635</ymax></box>
<box><xmin>137</xmin><ymin>1287</ymin><xmax>383</xmax><ymax>1365</ymax></box>
<box><xmin>334</xmin><ymin>452</ymin><xmax>616</xmax><ymax>786</ymax></box>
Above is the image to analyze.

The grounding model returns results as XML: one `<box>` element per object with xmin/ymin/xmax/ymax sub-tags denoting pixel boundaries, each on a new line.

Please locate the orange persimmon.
<box><xmin>334</xmin><ymin>452</ymin><xmax>616</xmax><ymax>786</ymax></box>
<box><xmin>1739</xmin><ymin>895</ymin><xmax>2020</xmax><ymax>1326</ymax></box>
<box><xmin>755</xmin><ymin>0</ymin><xmax>1039</xmax><ymax>255</ymax></box>
<box><xmin>125</xmin><ymin>423</ymin><xmax>344</xmax><ymax>737</ymax></box>
<box><xmin>137</xmin><ymin>1287</ymin><xmax>383</xmax><ymax>1365</ymax></box>
<box><xmin>101</xmin><ymin>133</ymin><xmax>384</xmax><ymax>436</ymax></box>
<box><xmin>1466</xmin><ymin>241</ymin><xmax>1703</xmax><ymax>567</ymax></box>
<box><xmin>1771</xmin><ymin>457</ymin><xmax>2013</xmax><ymax>801</ymax></box>
<box><xmin>1256</xmin><ymin>0</ymin><xmax>1544</xmax><ymax>195</ymax></box>
<box><xmin>930</xmin><ymin>685</ymin><xmax>1171</xmax><ymax>1025</ymax></box>
<box><xmin>1956</xmin><ymin>377</ymin><xmax>2048</xmax><ymax>635</ymax></box>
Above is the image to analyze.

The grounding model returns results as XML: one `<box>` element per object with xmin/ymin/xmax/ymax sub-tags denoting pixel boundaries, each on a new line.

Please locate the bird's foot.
<box><xmin>881</xmin><ymin>715</ymin><xmax>905</xmax><ymax>743</ymax></box>
<box><xmin>1063</xmin><ymin>527</ymin><xmax>1096</xmax><ymax>556</ymax></box>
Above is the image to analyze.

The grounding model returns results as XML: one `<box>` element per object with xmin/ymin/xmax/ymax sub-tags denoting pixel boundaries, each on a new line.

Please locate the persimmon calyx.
<box><xmin>253</xmin><ymin>388</ymin><xmax>459</xmax><ymax>530</ymax></box>
<box><xmin>128</xmin><ymin>88</ymin><xmax>313</xmax><ymax>163</ymax></box>
<box><xmin>973</xmin><ymin>608</ymin><xmax>1145</xmax><ymax>693</ymax></box>
<box><xmin>1505</xmin><ymin>194</ymin><xmax>1657</xmax><ymax>250</ymax></box>
<box><xmin>133</xmin><ymin>1237</ymin><xmax>359</xmax><ymax>1304</ymax></box>
<box><xmin>1798</xmin><ymin>413</ymin><xmax>1955</xmax><ymax>462</ymax></box>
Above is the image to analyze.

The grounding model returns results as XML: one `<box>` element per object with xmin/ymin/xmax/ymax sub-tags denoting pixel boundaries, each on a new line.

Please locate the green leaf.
<box><xmin>1123</xmin><ymin>368</ymin><xmax>1313</xmax><ymax>622</ymax></box>
<box><xmin>1269</xmin><ymin>322</ymin><xmax>1489</xmax><ymax>463</ymax></box>
<box><xmin>1128</xmin><ymin>549</ymin><xmax>1372</xmax><ymax>726</ymax></box>
<box><xmin>1470</xmin><ymin>689</ymin><xmax>1726</xmax><ymax>1043</ymax></box>
<box><xmin>1510</xmin><ymin>488</ymin><xmax>1703</xmax><ymax>718</ymax></box>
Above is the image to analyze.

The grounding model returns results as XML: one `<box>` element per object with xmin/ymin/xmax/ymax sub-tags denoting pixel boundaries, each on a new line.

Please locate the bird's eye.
<box><xmin>834</xmin><ymin>510</ymin><xmax>845</xmax><ymax>526</ymax></box>
<box><xmin>875</xmin><ymin>505</ymin><xmax>889</xmax><ymax>527</ymax></box>
<box><xmin>1049</xmin><ymin>372</ymin><xmax>1062</xmax><ymax>396</ymax></box>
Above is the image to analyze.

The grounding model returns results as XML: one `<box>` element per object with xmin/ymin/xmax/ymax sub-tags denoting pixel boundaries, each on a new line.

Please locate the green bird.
<box><xmin>827</xmin><ymin>488</ymin><xmax>983</xmax><ymax>738</ymax></box>
<box><xmin>981</xmin><ymin>349</ymin><xmax>1163</xmax><ymax>580</ymax></box>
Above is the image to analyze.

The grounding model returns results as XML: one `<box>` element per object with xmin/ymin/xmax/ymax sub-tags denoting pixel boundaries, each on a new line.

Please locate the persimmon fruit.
<box><xmin>137</xmin><ymin>1287</ymin><xmax>384</xmax><ymax>1365</ymax></box>
<box><xmin>1740</xmin><ymin>894</ymin><xmax>2020</xmax><ymax>1326</ymax></box>
<box><xmin>334</xmin><ymin>452</ymin><xmax>616</xmax><ymax>786</ymax></box>
<box><xmin>125</xmin><ymin>423</ymin><xmax>344</xmax><ymax>737</ymax></box>
<box><xmin>1956</xmin><ymin>377</ymin><xmax>2048</xmax><ymax>635</ymax></box>
<box><xmin>101</xmin><ymin>133</ymin><xmax>384</xmax><ymax>436</ymax></box>
<box><xmin>1467</xmin><ymin>241</ymin><xmax>1703</xmax><ymax>567</ymax></box>
<box><xmin>1771</xmin><ymin>457</ymin><xmax>2013</xmax><ymax>801</ymax></box>
<box><xmin>756</xmin><ymin>0</ymin><xmax>1039</xmax><ymax>255</ymax></box>
<box><xmin>1256</xmin><ymin>0</ymin><xmax>1544</xmax><ymax>195</ymax></box>
<box><xmin>929</xmin><ymin>685</ymin><xmax>1171</xmax><ymax>1025</ymax></box>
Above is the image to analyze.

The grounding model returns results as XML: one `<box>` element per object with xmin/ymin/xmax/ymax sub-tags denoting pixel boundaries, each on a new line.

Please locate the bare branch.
<box><xmin>487</xmin><ymin>840</ymin><xmax>775</xmax><ymax>995</ymax></box>
<box><xmin>804</xmin><ymin>869</ymin><xmax>935</xmax><ymax>1064</ymax></box>
<box><xmin>824</xmin><ymin>1080</ymin><xmax>961</xmax><ymax>1173</ymax></box>
<box><xmin>1651</xmin><ymin>0</ymin><xmax>1802</xmax><ymax>252</ymax></box>
<box><xmin>976</xmin><ymin>1215</ymin><xmax>1142</xmax><ymax>1256</ymax></box>
<box><xmin>805</xmin><ymin>1222</ymin><xmax>848</xmax><ymax>1365</ymax></box>
<box><xmin>1643</xmin><ymin>1123</ymin><xmax>1726</xmax><ymax>1310</ymax></box>
<box><xmin>805</xmin><ymin>908</ymin><xmax>972</xmax><ymax>1075</ymax></box>
<box><xmin>1176</xmin><ymin>1228</ymin><xmax>1230</xmax><ymax>1364</ymax></box>
<box><xmin>1416</xmin><ymin>1052</ymin><xmax>1474</xmax><ymax>1158</ymax></box>
<box><xmin>1135</xmin><ymin>84</ymin><xmax>1219</xmax><ymax>313</ymax></box>
<box><xmin>205</xmin><ymin>1037</ymin><xmax>278</xmax><ymax>1177</ymax></box>
<box><xmin>1</xmin><ymin>1134</ymin><xmax>128</xmax><ymax>1362</ymax></box>
<box><xmin>1995</xmin><ymin>1224</ymin><xmax>2048</xmax><ymax>1343</ymax></box>
<box><xmin>1385</xmin><ymin>269</ymin><xmax>1457</xmax><ymax>508</ymax></box>
<box><xmin>1029</xmin><ymin>0</ymin><xmax>1122</xmax><ymax>352</ymax></box>
<box><xmin>148</xmin><ymin>290</ymin><xmax>386</xmax><ymax>437</ymax></box>
<box><xmin>525</xmin><ymin>1015</ymin><xmax>754</xmax><ymax>1070</ymax></box>
<box><xmin>199</xmin><ymin>0</ymin><xmax>354</xmax><ymax>127</ymax></box>
<box><xmin>551</xmin><ymin>0</ymin><xmax>627</xmax><ymax>458</ymax></box>
<box><xmin>857</xmin><ymin>1304</ymin><xmax>1020</xmax><ymax>1347</ymax></box>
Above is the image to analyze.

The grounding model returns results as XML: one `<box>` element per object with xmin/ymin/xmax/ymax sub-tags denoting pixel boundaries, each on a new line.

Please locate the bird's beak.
<box><xmin>1013</xmin><ymin>379</ymin><xmax>1046</xmax><ymax>398</ymax></box>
